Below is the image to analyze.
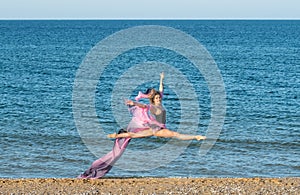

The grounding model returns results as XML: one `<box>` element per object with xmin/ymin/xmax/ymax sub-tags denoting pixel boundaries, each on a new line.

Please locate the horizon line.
<box><xmin>0</xmin><ymin>17</ymin><xmax>300</xmax><ymax>20</ymax></box>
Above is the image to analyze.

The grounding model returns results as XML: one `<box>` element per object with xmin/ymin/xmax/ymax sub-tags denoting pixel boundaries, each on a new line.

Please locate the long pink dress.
<box><xmin>77</xmin><ymin>91</ymin><xmax>165</xmax><ymax>179</ymax></box>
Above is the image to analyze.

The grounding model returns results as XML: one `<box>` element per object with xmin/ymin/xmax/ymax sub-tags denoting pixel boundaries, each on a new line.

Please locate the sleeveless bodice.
<box><xmin>150</xmin><ymin>104</ymin><xmax>166</xmax><ymax>125</ymax></box>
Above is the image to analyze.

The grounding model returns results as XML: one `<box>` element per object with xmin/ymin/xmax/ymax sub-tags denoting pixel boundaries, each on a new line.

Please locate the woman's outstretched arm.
<box><xmin>125</xmin><ymin>99</ymin><xmax>147</xmax><ymax>108</ymax></box>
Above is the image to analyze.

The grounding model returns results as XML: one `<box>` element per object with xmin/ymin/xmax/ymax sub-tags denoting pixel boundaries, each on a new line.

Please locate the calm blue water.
<box><xmin>0</xmin><ymin>20</ymin><xmax>299</xmax><ymax>178</ymax></box>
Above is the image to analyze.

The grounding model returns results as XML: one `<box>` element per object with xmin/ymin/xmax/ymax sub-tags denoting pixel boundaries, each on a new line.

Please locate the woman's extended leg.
<box><xmin>108</xmin><ymin>129</ymin><xmax>154</xmax><ymax>139</ymax></box>
<box><xmin>154</xmin><ymin>129</ymin><xmax>206</xmax><ymax>140</ymax></box>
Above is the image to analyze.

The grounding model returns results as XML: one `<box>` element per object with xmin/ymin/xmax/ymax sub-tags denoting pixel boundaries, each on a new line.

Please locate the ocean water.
<box><xmin>0</xmin><ymin>20</ymin><xmax>299</xmax><ymax>178</ymax></box>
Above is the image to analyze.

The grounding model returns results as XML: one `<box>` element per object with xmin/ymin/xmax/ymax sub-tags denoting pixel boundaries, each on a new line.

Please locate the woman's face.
<box><xmin>153</xmin><ymin>94</ymin><xmax>161</xmax><ymax>105</ymax></box>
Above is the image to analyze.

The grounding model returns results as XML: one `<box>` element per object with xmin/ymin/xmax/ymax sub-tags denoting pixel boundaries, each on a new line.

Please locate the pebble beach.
<box><xmin>0</xmin><ymin>177</ymin><xmax>299</xmax><ymax>194</ymax></box>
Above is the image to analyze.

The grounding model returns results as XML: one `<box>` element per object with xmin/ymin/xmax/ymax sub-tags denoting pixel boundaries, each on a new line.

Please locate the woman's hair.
<box><xmin>135</xmin><ymin>88</ymin><xmax>156</xmax><ymax>101</ymax></box>
<box><xmin>144</xmin><ymin>88</ymin><xmax>154</xmax><ymax>95</ymax></box>
<box><xmin>150</xmin><ymin>91</ymin><xmax>161</xmax><ymax>104</ymax></box>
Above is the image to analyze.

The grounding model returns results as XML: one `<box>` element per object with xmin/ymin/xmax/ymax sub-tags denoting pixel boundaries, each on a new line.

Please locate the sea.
<box><xmin>0</xmin><ymin>20</ymin><xmax>299</xmax><ymax>178</ymax></box>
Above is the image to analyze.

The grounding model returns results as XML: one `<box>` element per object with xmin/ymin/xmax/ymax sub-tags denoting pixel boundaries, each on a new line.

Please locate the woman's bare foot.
<box><xmin>107</xmin><ymin>133</ymin><xmax>117</xmax><ymax>138</ymax></box>
<box><xmin>195</xmin><ymin>135</ymin><xmax>206</xmax><ymax>141</ymax></box>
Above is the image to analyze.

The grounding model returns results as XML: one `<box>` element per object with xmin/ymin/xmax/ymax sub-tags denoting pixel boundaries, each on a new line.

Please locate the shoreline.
<box><xmin>0</xmin><ymin>177</ymin><xmax>299</xmax><ymax>194</ymax></box>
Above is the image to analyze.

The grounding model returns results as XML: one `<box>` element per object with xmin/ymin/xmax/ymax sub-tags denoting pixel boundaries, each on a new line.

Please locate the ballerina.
<box><xmin>78</xmin><ymin>73</ymin><xmax>205</xmax><ymax>179</ymax></box>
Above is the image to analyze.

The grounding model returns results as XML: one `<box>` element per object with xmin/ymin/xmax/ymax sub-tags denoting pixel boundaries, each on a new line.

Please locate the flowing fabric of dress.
<box><xmin>77</xmin><ymin>92</ymin><xmax>165</xmax><ymax>179</ymax></box>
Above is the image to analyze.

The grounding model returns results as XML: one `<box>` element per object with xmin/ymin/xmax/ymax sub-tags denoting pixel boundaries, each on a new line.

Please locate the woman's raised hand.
<box><xmin>160</xmin><ymin>72</ymin><xmax>164</xmax><ymax>80</ymax></box>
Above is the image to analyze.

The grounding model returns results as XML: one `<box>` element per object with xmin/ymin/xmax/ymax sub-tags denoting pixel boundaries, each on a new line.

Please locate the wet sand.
<box><xmin>0</xmin><ymin>177</ymin><xmax>299</xmax><ymax>194</ymax></box>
